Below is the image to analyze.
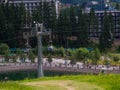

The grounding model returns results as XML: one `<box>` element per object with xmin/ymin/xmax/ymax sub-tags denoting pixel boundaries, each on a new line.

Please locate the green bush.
<box><xmin>47</xmin><ymin>53</ymin><xmax>53</xmax><ymax>63</ymax></box>
<box><xmin>90</xmin><ymin>48</ymin><xmax>101</xmax><ymax>65</ymax></box>
<box><xmin>113</xmin><ymin>56</ymin><xmax>120</xmax><ymax>62</ymax></box>
<box><xmin>108</xmin><ymin>53</ymin><xmax>120</xmax><ymax>63</ymax></box>
<box><xmin>28</xmin><ymin>50</ymin><xmax>36</xmax><ymax>62</ymax></box>
<box><xmin>31</xmin><ymin>48</ymin><xmax>37</xmax><ymax>55</ymax></box>
<box><xmin>54</xmin><ymin>47</ymin><xmax>65</xmax><ymax>57</ymax></box>
<box><xmin>0</xmin><ymin>43</ymin><xmax>10</xmax><ymax>55</ymax></box>
<box><xmin>43</xmin><ymin>47</ymin><xmax>49</xmax><ymax>56</ymax></box>
<box><xmin>74</xmin><ymin>48</ymin><xmax>89</xmax><ymax>62</ymax></box>
<box><xmin>117</xmin><ymin>45</ymin><xmax>120</xmax><ymax>52</ymax></box>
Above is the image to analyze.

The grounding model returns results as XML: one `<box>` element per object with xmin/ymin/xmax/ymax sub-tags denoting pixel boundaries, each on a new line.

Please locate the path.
<box><xmin>23</xmin><ymin>80</ymin><xmax>104</xmax><ymax>90</ymax></box>
<box><xmin>24</xmin><ymin>80</ymin><xmax>75</xmax><ymax>90</ymax></box>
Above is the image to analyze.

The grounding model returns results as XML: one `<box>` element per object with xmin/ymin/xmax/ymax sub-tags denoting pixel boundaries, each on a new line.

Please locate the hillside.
<box><xmin>0</xmin><ymin>75</ymin><xmax>120</xmax><ymax>90</ymax></box>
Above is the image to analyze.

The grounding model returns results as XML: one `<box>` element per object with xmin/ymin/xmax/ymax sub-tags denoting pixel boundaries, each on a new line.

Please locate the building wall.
<box><xmin>111</xmin><ymin>0</ymin><xmax>120</xmax><ymax>2</ymax></box>
<box><xmin>86</xmin><ymin>11</ymin><xmax>120</xmax><ymax>45</ymax></box>
<box><xmin>6</xmin><ymin>0</ymin><xmax>61</xmax><ymax>15</ymax></box>
<box><xmin>88</xmin><ymin>11</ymin><xmax>120</xmax><ymax>39</ymax></box>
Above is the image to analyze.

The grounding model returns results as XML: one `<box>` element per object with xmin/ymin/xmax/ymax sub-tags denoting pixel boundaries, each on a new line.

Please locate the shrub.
<box><xmin>0</xmin><ymin>43</ymin><xmax>10</xmax><ymax>55</ymax></box>
<box><xmin>113</xmin><ymin>56</ymin><xmax>120</xmax><ymax>62</ymax></box>
<box><xmin>117</xmin><ymin>45</ymin><xmax>120</xmax><ymax>52</ymax></box>
<box><xmin>43</xmin><ymin>47</ymin><xmax>49</xmax><ymax>56</ymax></box>
<box><xmin>75</xmin><ymin>48</ymin><xmax>89</xmax><ymax>63</ymax></box>
<box><xmin>54</xmin><ymin>47</ymin><xmax>65</xmax><ymax>57</ymax></box>
<box><xmin>28</xmin><ymin>50</ymin><xmax>36</xmax><ymax>62</ymax></box>
<box><xmin>90</xmin><ymin>48</ymin><xmax>101</xmax><ymax>65</ymax></box>
<box><xmin>47</xmin><ymin>54</ymin><xmax>53</xmax><ymax>63</ymax></box>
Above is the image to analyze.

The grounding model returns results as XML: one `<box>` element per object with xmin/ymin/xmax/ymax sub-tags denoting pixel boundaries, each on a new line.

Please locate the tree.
<box><xmin>89</xmin><ymin>8</ymin><xmax>98</xmax><ymax>37</ymax></box>
<box><xmin>16</xmin><ymin>48</ymin><xmax>21</xmax><ymax>55</ymax></box>
<box><xmin>32</xmin><ymin>2</ymin><xmax>43</xmax><ymax>23</ymax></box>
<box><xmin>28</xmin><ymin>50</ymin><xmax>36</xmax><ymax>63</ymax></box>
<box><xmin>16</xmin><ymin>48</ymin><xmax>22</xmax><ymax>60</ymax></box>
<box><xmin>69</xmin><ymin>6</ymin><xmax>77</xmax><ymax>47</ymax></box>
<box><xmin>6</xmin><ymin>3</ymin><xmax>16</xmax><ymax>47</ymax></box>
<box><xmin>47</xmin><ymin>53</ymin><xmax>53</xmax><ymax>66</ymax></box>
<box><xmin>26</xmin><ymin>11</ymin><xmax>32</xmax><ymax>27</ymax></box>
<box><xmin>4</xmin><ymin>51</ymin><xmax>9</xmax><ymax>62</ymax></box>
<box><xmin>43</xmin><ymin>1</ymin><xmax>51</xmax><ymax>28</ymax></box>
<box><xmin>48</xmin><ymin>0</ymin><xmax>57</xmax><ymax>30</ymax></box>
<box><xmin>90</xmin><ymin>48</ymin><xmax>101</xmax><ymax>65</ymax></box>
<box><xmin>69</xmin><ymin>50</ymin><xmax>76</xmax><ymax>67</ymax></box>
<box><xmin>46</xmin><ymin>0</ymin><xmax>57</xmax><ymax>46</ymax></box>
<box><xmin>108</xmin><ymin>13</ymin><xmax>115</xmax><ymax>45</ymax></box>
<box><xmin>99</xmin><ymin>12</ymin><xmax>114</xmax><ymax>51</ymax></box>
<box><xmin>14</xmin><ymin>48</ymin><xmax>21</xmax><ymax>62</ymax></box>
<box><xmin>74</xmin><ymin>48</ymin><xmax>89</xmax><ymax>65</ymax></box>
<box><xmin>17</xmin><ymin>3</ymin><xmax>26</xmax><ymax>47</ymax></box>
<box><xmin>70</xmin><ymin>60</ymin><xmax>76</xmax><ymax>67</ymax></box>
<box><xmin>77</xmin><ymin>8</ymin><xmax>89</xmax><ymax>47</ymax></box>
<box><xmin>0</xmin><ymin>43</ymin><xmax>10</xmax><ymax>62</ymax></box>
<box><xmin>56</xmin><ymin>8</ymin><xmax>70</xmax><ymax>46</ymax></box>
<box><xmin>69</xmin><ymin>6</ymin><xmax>76</xmax><ymax>32</ymax></box>
<box><xmin>0</xmin><ymin>43</ymin><xmax>10</xmax><ymax>55</ymax></box>
<box><xmin>19</xmin><ymin>3</ymin><xmax>26</xmax><ymax>26</ymax></box>
<box><xmin>0</xmin><ymin>4</ymin><xmax>6</xmax><ymax>44</ymax></box>
<box><xmin>18</xmin><ymin>50</ymin><xmax>26</xmax><ymax>63</ymax></box>
<box><xmin>54</xmin><ymin>47</ymin><xmax>65</xmax><ymax>57</ymax></box>
<box><xmin>0</xmin><ymin>3</ymin><xmax>26</xmax><ymax>47</ymax></box>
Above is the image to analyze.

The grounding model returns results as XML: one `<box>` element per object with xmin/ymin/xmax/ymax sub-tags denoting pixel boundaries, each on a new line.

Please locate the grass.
<box><xmin>0</xmin><ymin>74</ymin><xmax>120</xmax><ymax>90</ymax></box>
<box><xmin>23</xmin><ymin>80</ymin><xmax>104</xmax><ymax>90</ymax></box>
<box><xmin>110</xmin><ymin>2</ymin><xmax>120</xmax><ymax>9</ymax></box>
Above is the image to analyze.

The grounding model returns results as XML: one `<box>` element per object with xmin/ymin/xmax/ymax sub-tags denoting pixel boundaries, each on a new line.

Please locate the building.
<box><xmin>86</xmin><ymin>10</ymin><xmax>120</xmax><ymax>46</ymax></box>
<box><xmin>88</xmin><ymin>10</ymin><xmax>120</xmax><ymax>38</ymax></box>
<box><xmin>0</xmin><ymin>0</ymin><xmax>61</xmax><ymax>47</ymax></box>
<box><xmin>84</xmin><ymin>0</ymin><xmax>116</xmax><ymax>11</ymax></box>
<box><xmin>1</xmin><ymin>0</ymin><xmax>61</xmax><ymax>16</ymax></box>
<box><xmin>111</xmin><ymin>0</ymin><xmax>120</xmax><ymax>2</ymax></box>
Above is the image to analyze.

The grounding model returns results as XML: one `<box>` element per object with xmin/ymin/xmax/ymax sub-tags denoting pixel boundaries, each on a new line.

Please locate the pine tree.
<box><xmin>91</xmin><ymin>48</ymin><xmax>100</xmax><ymax>65</ymax></box>
<box><xmin>0</xmin><ymin>4</ymin><xmax>6</xmax><ymax>43</ymax></box>
<box><xmin>32</xmin><ymin>2</ymin><xmax>43</xmax><ymax>23</ymax></box>
<box><xmin>0</xmin><ymin>3</ymin><xmax>17</xmax><ymax>47</ymax></box>
<box><xmin>19</xmin><ymin>3</ymin><xmax>26</xmax><ymax>26</ymax></box>
<box><xmin>69</xmin><ymin>6</ymin><xmax>76</xmax><ymax>33</ymax></box>
<box><xmin>57</xmin><ymin>9</ymin><xmax>70</xmax><ymax>47</ymax></box>
<box><xmin>108</xmin><ymin>13</ymin><xmax>115</xmax><ymax>44</ymax></box>
<box><xmin>7</xmin><ymin>3</ymin><xmax>16</xmax><ymax>47</ymax></box>
<box><xmin>68</xmin><ymin>6</ymin><xmax>77</xmax><ymax>47</ymax></box>
<box><xmin>43</xmin><ymin>1</ymin><xmax>50</xmax><ymax>28</ymax></box>
<box><xmin>77</xmin><ymin>7</ymin><xmax>89</xmax><ymax>47</ymax></box>
<box><xmin>89</xmin><ymin>8</ymin><xmax>98</xmax><ymax>37</ymax></box>
<box><xmin>99</xmin><ymin>12</ymin><xmax>114</xmax><ymax>51</ymax></box>
<box><xmin>48</xmin><ymin>0</ymin><xmax>57</xmax><ymax>31</ymax></box>
<box><xmin>26</xmin><ymin>11</ymin><xmax>32</xmax><ymax>27</ymax></box>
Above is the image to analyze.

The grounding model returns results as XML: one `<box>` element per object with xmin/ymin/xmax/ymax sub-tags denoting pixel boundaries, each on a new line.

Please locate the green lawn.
<box><xmin>0</xmin><ymin>74</ymin><xmax>120</xmax><ymax>90</ymax></box>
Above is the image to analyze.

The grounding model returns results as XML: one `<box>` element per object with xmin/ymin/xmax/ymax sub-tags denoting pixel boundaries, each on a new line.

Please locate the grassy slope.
<box><xmin>110</xmin><ymin>2</ymin><xmax>120</xmax><ymax>8</ymax></box>
<box><xmin>0</xmin><ymin>74</ymin><xmax>120</xmax><ymax>90</ymax></box>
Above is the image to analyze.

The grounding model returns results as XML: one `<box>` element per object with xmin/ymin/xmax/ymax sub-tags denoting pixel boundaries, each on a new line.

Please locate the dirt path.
<box><xmin>24</xmin><ymin>80</ymin><xmax>75</xmax><ymax>90</ymax></box>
